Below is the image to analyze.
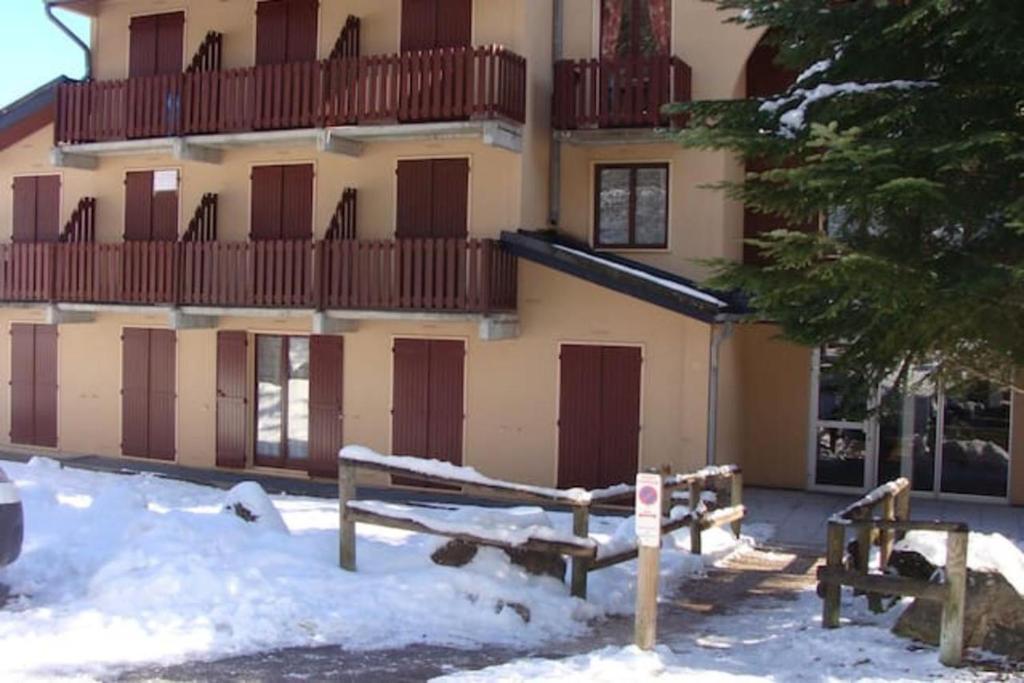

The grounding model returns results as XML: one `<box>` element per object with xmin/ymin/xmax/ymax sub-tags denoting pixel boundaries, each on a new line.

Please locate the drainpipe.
<box><xmin>44</xmin><ymin>0</ymin><xmax>92</xmax><ymax>80</ymax></box>
<box><xmin>706</xmin><ymin>322</ymin><xmax>734</xmax><ymax>467</ymax></box>
<box><xmin>548</xmin><ymin>0</ymin><xmax>564</xmax><ymax>227</ymax></box>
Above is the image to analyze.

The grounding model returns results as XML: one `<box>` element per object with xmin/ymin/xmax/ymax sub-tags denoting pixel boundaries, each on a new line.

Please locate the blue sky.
<box><xmin>0</xmin><ymin>3</ymin><xmax>90</xmax><ymax>108</ymax></box>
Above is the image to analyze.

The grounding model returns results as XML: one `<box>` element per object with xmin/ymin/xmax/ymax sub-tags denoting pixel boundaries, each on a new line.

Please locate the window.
<box><xmin>600</xmin><ymin>0</ymin><xmax>671</xmax><ymax>59</ymax></box>
<box><xmin>129</xmin><ymin>12</ymin><xmax>184</xmax><ymax>77</ymax></box>
<box><xmin>255</xmin><ymin>335</ymin><xmax>310</xmax><ymax>469</ymax></box>
<box><xmin>12</xmin><ymin>176</ymin><xmax>60</xmax><ymax>243</ymax></box>
<box><xmin>250</xmin><ymin>164</ymin><xmax>314</xmax><ymax>240</ymax></box>
<box><xmin>594</xmin><ymin>164</ymin><xmax>668</xmax><ymax>248</ymax></box>
<box><xmin>255</xmin><ymin>0</ymin><xmax>318</xmax><ymax>66</ymax></box>
<box><xmin>125</xmin><ymin>170</ymin><xmax>179</xmax><ymax>241</ymax></box>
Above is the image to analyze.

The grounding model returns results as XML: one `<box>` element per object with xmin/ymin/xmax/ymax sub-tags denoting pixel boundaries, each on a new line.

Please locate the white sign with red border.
<box><xmin>635</xmin><ymin>473</ymin><xmax>663</xmax><ymax>548</ymax></box>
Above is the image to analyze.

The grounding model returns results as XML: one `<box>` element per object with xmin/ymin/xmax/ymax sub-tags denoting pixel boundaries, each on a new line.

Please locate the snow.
<box><xmin>896</xmin><ymin>531</ymin><xmax>1024</xmax><ymax>596</ymax></box>
<box><xmin>223</xmin><ymin>482</ymin><xmax>289</xmax><ymax>533</ymax></box>
<box><xmin>0</xmin><ymin>458</ymin><xmax>745</xmax><ymax>681</ymax></box>
<box><xmin>759</xmin><ymin>80</ymin><xmax>936</xmax><ymax>134</ymax></box>
<box><xmin>340</xmin><ymin>445</ymin><xmax>633</xmax><ymax>504</ymax></box>
<box><xmin>550</xmin><ymin>244</ymin><xmax>728</xmax><ymax>308</ymax></box>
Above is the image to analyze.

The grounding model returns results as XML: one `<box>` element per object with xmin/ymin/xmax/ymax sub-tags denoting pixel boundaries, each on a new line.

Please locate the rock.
<box><xmin>888</xmin><ymin>549</ymin><xmax>938</xmax><ymax>582</ymax></box>
<box><xmin>892</xmin><ymin>563</ymin><xmax>1024</xmax><ymax>661</ymax></box>
<box><xmin>223</xmin><ymin>482</ymin><xmax>289</xmax><ymax>533</ymax></box>
<box><xmin>430</xmin><ymin>540</ymin><xmax>567</xmax><ymax>581</ymax></box>
<box><xmin>495</xmin><ymin>600</ymin><xmax>531</xmax><ymax>623</ymax></box>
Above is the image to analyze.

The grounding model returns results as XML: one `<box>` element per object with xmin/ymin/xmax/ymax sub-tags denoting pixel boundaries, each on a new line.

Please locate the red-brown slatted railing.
<box><xmin>57</xmin><ymin>45</ymin><xmax>528</xmax><ymax>143</ymax></box>
<box><xmin>54</xmin><ymin>242</ymin><xmax>120</xmax><ymax>303</ymax></box>
<box><xmin>178</xmin><ymin>240</ymin><xmax>313</xmax><ymax>308</ymax></box>
<box><xmin>0</xmin><ymin>244</ymin><xmax>54</xmax><ymax>302</ymax></box>
<box><xmin>121</xmin><ymin>241</ymin><xmax>177</xmax><ymax>304</ymax></box>
<box><xmin>325</xmin><ymin>189</ymin><xmax>357</xmax><ymax>241</ymax></box>
<box><xmin>552</xmin><ymin>55</ymin><xmax>693</xmax><ymax>130</ymax></box>
<box><xmin>59</xmin><ymin>197</ymin><xmax>96</xmax><ymax>244</ymax></box>
<box><xmin>330</xmin><ymin>15</ymin><xmax>361</xmax><ymax>60</ymax></box>
<box><xmin>181</xmin><ymin>194</ymin><xmax>218</xmax><ymax>243</ymax></box>
<box><xmin>187</xmin><ymin>31</ymin><xmax>223</xmax><ymax>73</ymax></box>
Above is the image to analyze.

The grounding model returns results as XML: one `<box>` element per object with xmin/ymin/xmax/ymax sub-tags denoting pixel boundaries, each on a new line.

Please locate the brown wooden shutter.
<box><xmin>10</xmin><ymin>325</ymin><xmax>36</xmax><ymax>445</ymax></box>
<box><xmin>155</xmin><ymin>12</ymin><xmax>185</xmax><ymax>76</ymax></box>
<box><xmin>436</xmin><ymin>0</ymin><xmax>472</xmax><ymax>49</ymax></box>
<box><xmin>598</xmin><ymin>346</ymin><xmax>642</xmax><ymax>487</ymax></box>
<box><xmin>151</xmin><ymin>189</ymin><xmax>179</xmax><ymax>241</ymax></box>
<box><xmin>35</xmin><ymin>176</ymin><xmax>61</xmax><ymax>243</ymax></box>
<box><xmin>148</xmin><ymin>330</ymin><xmax>177</xmax><ymax>461</ymax></box>
<box><xmin>32</xmin><ymin>326</ymin><xmax>59</xmax><ymax>448</ymax></box>
<box><xmin>129</xmin><ymin>14</ymin><xmax>159</xmax><ymax>77</ymax></box>
<box><xmin>281</xmin><ymin>164</ymin><xmax>314</xmax><ymax>239</ymax></box>
<box><xmin>431</xmin><ymin>159</ymin><xmax>469</xmax><ymax>238</ymax></box>
<box><xmin>557</xmin><ymin>345</ymin><xmax>604</xmax><ymax>489</ymax></box>
<box><xmin>392</xmin><ymin>338</ymin><xmax>430</xmax><ymax>457</ymax></box>
<box><xmin>125</xmin><ymin>171</ymin><xmax>154</xmax><ymax>241</ymax></box>
<box><xmin>401</xmin><ymin>0</ymin><xmax>437</xmax><ymax>52</ymax></box>
<box><xmin>12</xmin><ymin>177</ymin><xmax>38</xmax><ymax>243</ymax></box>
<box><xmin>250</xmin><ymin>165</ymin><xmax>284</xmax><ymax>240</ymax></box>
<box><xmin>396</xmin><ymin>160</ymin><xmax>435</xmax><ymax>238</ymax></box>
<box><xmin>121</xmin><ymin>328</ymin><xmax>151</xmax><ymax>457</ymax></box>
<box><xmin>256</xmin><ymin>0</ymin><xmax>290</xmax><ymax>66</ymax></box>
<box><xmin>308</xmin><ymin>334</ymin><xmax>344</xmax><ymax>478</ymax></box>
<box><xmin>216</xmin><ymin>331</ymin><xmax>248</xmax><ymax>469</ymax></box>
<box><xmin>426</xmin><ymin>340</ymin><xmax>464</xmax><ymax>466</ymax></box>
<box><xmin>286</xmin><ymin>0</ymin><xmax>319</xmax><ymax>64</ymax></box>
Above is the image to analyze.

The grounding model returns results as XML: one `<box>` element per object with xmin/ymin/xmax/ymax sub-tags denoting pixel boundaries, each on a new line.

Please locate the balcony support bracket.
<box><xmin>169</xmin><ymin>308</ymin><xmax>219</xmax><ymax>330</ymax></box>
<box><xmin>45</xmin><ymin>305</ymin><xmax>95</xmax><ymax>326</ymax></box>
<box><xmin>479</xmin><ymin>315</ymin><xmax>520</xmax><ymax>341</ymax></box>
<box><xmin>173</xmin><ymin>140</ymin><xmax>223</xmax><ymax>165</ymax></box>
<box><xmin>50</xmin><ymin>148</ymin><xmax>99</xmax><ymax>170</ymax></box>
<box><xmin>482</xmin><ymin>122</ymin><xmax>523</xmax><ymax>153</ymax></box>
<box><xmin>313</xmin><ymin>313</ymin><xmax>360</xmax><ymax>335</ymax></box>
<box><xmin>317</xmin><ymin>131</ymin><xmax>364</xmax><ymax>158</ymax></box>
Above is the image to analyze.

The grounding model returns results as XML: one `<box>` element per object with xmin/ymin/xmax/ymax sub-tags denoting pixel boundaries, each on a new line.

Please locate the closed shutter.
<box><xmin>130</xmin><ymin>12</ymin><xmax>184</xmax><ymax>77</ymax></box>
<box><xmin>431</xmin><ymin>159</ymin><xmax>469</xmax><ymax>238</ymax></box>
<box><xmin>257</xmin><ymin>0</ymin><xmax>317</xmax><ymax>65</ymax></box>
<box><xmin>426</xmin><ymin>340</ymin><xmax>464</xmax><ymax>466</ymax></box>
<box><xmin>401</xmin><ymin>0</ymin><xmax>437</xmax><ymax>52</ymax></box>
<box><xmin>148</xmin><ymin>330</ymin><xmax>177</xmax><ymax>461</ymax></box>
<box><xmin>392</xmin><ymin>338</ymin><xmax>430</xmax><ymax>458</ymax></box>
<box><xmin>32</xmin><ymin>326</ymin><xmax>59</xmax><ymax>448</ymax></box>
<box><xmin>281</xmin><ymin>164</ymin><xmax>314</xmax><ymax>239</ymax></box>
<box><xmin>558</xmin><ymin>345</ymin><xmax>641</xmax><ymax>489</ymax></box>
<box><xmin>396</xmin><ymin>160</ymin><xmax>434</xmax><ymax>238</ymax></box>
<box><xmin>152</xmin><ymin>174</ymin><xmax>179</xmax><ymax>242</ymax></box>
<box><xmin>12</xmin><ymin>177</ymin><xmax>37</xmax><ymax>243</ymax></box>
<box><xmin>216</xmin><ymin>331</ymin><xmax>248</xmax><ymax>469</ymax></box>
<box><xmin>308</xmin><ymin>335</ymin><xmax>344</xmax><ymax>478</ymax></box>
<box><xmin>436</xmin><ymin>0</ymin><xmax>472</xmax><ymax>49</ymax></box>
<box><xmin>10</xmin><ymin>325</ymin><xmax>36</xmax><ymax>445</ymax></box>
<box><xmin>286</xmin><ymin>0</ymin><xmax>319</xmax><ymax>63</ymax></box>
<box><xmin>35</xmin><ymin>176</ymin><xmax>61</xmax><ymax>243</ymax></box>
<box><xmin>129</xmin><ymin>14</ymin><xmax>159</xmax><ymax>78</ymax></box>
<box><xmin>121</xmin><ymin>328</ymin><xmax>151</xmax><ymax>456</ymax></box>
<box><xmin>124</xmin><ymin>171</ymin><xmax>154</xmax><ymax>241</ymax></box>
<box><xmin>155</xmin><ymin>12</ymin><xmax>185</xmax><ymax>76</ymax></box>
<box><xmin>250</xmin><ymin>165</ymin><xmax>284</xmax><ymax>240</ymax></box>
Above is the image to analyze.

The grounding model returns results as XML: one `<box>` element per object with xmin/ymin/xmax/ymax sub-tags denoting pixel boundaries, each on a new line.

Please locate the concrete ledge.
<box><xmin>555</xmin><ymin>127</ymin><xmax>676</xmax><ymax>146</ymax></box>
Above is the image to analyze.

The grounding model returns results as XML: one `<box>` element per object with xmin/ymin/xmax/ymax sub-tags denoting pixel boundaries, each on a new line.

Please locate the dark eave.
<box><xmin>500</xmin><ymin>230</ymin><xmax>747</xmax><ymax>324</ymax></box>
<box><xmin>0</xmin><ymin>76</ymin><xmax>69</xmax><ymax>152</ymax></box>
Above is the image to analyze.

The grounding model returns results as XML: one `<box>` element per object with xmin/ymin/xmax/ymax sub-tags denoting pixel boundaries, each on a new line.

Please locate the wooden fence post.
<box><xmin>689</xmin><ymin>480</ymin><xmax>702</xmax><ymax>555</ymax></box>
<box><xmin>895</xmin><ymin>488</ymin><xmax>911</xmax><ymax>540</ymax></box>
<box><xmin>570</xmin><ymin>505</ymin><xmax>590</xmax><ymax>599</ymax></box>
<box><xmin>339</xmin><ymin>459</ymin><xmax>357</xmax><ymax>571</ymax></box>
<box><xmin>940</xmin><ymin>529</ymin><xmax>968</xmax><ymax>667</ymax></box>
<box><xmin>730</xmin><ymin>471</ymin><xmax>744</xmax><ymax>538</ymax></box>
<box><xmin>823</xmin><ymin>521</ymin><xmax>844</xmax><ymax>628</ymax></box>
<box><xmin>879</xmin><ymin>496</ymin><xmax>896</xmax><ymax>571</ymax></box>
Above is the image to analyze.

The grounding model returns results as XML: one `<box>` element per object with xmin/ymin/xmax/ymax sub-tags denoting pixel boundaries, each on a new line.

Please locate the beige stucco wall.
<box><xmin>0</xmin><ymin>261</ymin><xmax>711</xmax><ymax>486</ymax></box>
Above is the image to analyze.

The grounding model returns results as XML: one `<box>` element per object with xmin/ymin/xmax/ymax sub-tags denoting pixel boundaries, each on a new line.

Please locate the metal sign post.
<box><xmin>634</xmin><ymin>472</ymin><xmax>663</xmax><ymax>650</ymax></box>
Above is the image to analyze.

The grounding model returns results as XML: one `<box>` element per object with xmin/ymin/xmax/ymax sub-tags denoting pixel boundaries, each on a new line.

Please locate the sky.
<box><xmin>0</xmin><ymin>2</ymin><xmax>90</xmax><ymax>109</ymax></box>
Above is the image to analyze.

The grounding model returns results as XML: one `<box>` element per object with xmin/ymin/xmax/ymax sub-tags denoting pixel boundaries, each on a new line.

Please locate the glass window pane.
<box><xmin>635</xmin><ymin>167</ymin><xmax>667</xmax><ymax>246</ymax></box>
<box><xmin>815</xmin><ymin>426</ymin><xmax>867</xmax><ymax>487</ymax></box>
<box><xmin>287</xmin><ymin>338</ymin><xmax>310</xmax><ymax>461</ymax></box>
<box><xmin>817</xmin><ymin>346</ymin><xmax>870</xmax><ymax>422</ymax></box>
<box><xmin>597</xmin><ymin>168</ymin><xmax>630</xmax><ymax>245</ymax></box>
<box><xmin>876</xmin><ymin>372</ymin><xmax>938</xmax><ymax>491</ymax></box>
<box><xmin>940</xmin><ymin>380</ymin><xmax>1010</xmax><ymax>497</ymax></box>
<box><xmin>256</xmin><ymin>336</ymin><xmax>283</xmax><ymax>458</ymax></box>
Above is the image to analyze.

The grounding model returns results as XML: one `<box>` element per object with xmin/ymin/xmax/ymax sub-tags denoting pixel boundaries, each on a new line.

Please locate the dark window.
<box><xmin>594</xmin><ymin>164</ymin><xmax>668</xmax><ymax>248</ymax></box>
<box><xmin>10</xmin><ymin>324</ymin><xmax>58</xmax><ymax>448</ymax></box>
<box><xmin>255</xmin><ymin>335</ymin><xmax>310</xmax><ymax>469</ymax></box>
<box><xmin>600</xmin><ymin>0</ymin><xmax>671</xmax><ymax>59</ymax></box>
<box><xmin>401</xmin><ymin>0</ymin><xmax>472</xmax><ymax>52</ymax></box>
<box><xmin>395</xmin><ymin>159</ymin><xmax>469</xmax><ymax>239</ymax></box>
<box><xmin>12</xmin><ymin>175</ymin><xmax>60</xmax><ymax>243</ymax></box>
<box><xmin>256</xmin><ymin>0</ymin><xmax>319</xmax><ymax>66</ymax></box>
<box><xmin>129</xmin><ymin>12</ymin><xmax>185</xmax><ymax>77</ymax></box>
<box><xmin>124</xmin><ymin>170</ymin><xmax>179</xmax><ymax>241</ymax></box>
<box><xmin>250</xmin><ymin>164</ymin><xmax>314</xmax><ymax>240</ymax></box>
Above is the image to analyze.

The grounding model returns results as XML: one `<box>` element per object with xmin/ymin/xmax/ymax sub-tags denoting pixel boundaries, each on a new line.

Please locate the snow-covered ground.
<box><xmin>0</xmin><ymin>458</ymin><xmax>746</xmax><ymax>681</ymax></box>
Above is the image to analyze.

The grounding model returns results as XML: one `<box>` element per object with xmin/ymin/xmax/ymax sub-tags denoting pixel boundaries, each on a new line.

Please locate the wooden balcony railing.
<box><xmin>56</xmin><ymin>46</ymin><xmax>527</xmax><ymax>144</ymax></box>
<box><xmin>0</xmin><ymin>239</ymin><xmax>516</xmax><ymax>314</ymax></box>
<box><xmin>552</xmin><ymin>55</ymin><xmax>692</xmax><ymax>130</ymax></box>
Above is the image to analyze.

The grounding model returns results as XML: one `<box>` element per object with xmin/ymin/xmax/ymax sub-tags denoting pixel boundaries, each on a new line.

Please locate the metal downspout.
<box><xmin>44</xmin><ymin>0</ymin><xmax>91</xmax><ymax>80</ymax></box>
<box><xmin>706</xmin><ymin>322</ymin><xmax>734</xmax><ymax>467</ymax></box>
<box><xmin>548</xmin><ymin>0</ymin><xmax>564</xmax><ymax>227</ymax></box>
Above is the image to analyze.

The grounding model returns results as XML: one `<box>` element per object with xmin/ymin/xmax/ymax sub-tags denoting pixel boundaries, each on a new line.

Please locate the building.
<box><xmin>0</xmin><ymin>0</ymin><xmax>1019</xmax><ymax>505</ymax></box>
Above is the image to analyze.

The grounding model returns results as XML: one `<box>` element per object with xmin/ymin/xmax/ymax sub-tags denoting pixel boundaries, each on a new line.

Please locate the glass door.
<box><xmin>255</xmin><ymin>335</ymin><xmax>310</xmax><ymax>469</ymax></box>
<box><xmin>809</xmin><ymin>346</ymin><xmax>875</xmax><ymax>490</ymax></box>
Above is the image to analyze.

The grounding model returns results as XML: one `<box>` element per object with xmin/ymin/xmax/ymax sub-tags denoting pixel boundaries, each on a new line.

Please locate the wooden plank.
<box><xmin>699</xmin><ymin>505</ymin><xmax>746</xmax><ymax>531</ymax></box>
<box><xmin>835</xmin><ymin>519</ymin><xmax>969</xmax><ymax>533</ymax></box>
<box><xmin>339</xmin><ymin>460</ymin><xmax>357</xmax><ymax>571</ymax></box>
<box><xmin>822</xmin><ymin>522</ymin><xmax>844</xmax><ymax>628</ymax></box>
<box><xmin>939</xmin><ymin>530</ymin><xmax>967</xmax><ymax>667</ymax></box>
<box><xmin>816</xmin><ymin>566</ymin><xmax>951</xmax><ymax>603</ymax></box>
<box><xmin>570</xmin><ymin>506</ymin><xmax>590</xmax><ymax>599</ymax></box>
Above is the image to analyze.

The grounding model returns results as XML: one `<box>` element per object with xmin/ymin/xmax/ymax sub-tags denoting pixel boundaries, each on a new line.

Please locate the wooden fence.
<box><xmin>0</xmin><ymin>238</ymin><xmax>516</xmax><ymax>314</ymax></box>
<box><xmin>337</xmin><ymin>451</ymin><xmax>745</xmax><ymax>600</ymax></box>
<box><xmin>56</xmin><ymin>46</ymin><xmax>527</xmax><ymax>144</ymax></box>
<box><xmin>817</xmin><ymin>478</ymin><xmax>968</xmax><ymax>667</ymax></box>
<box><xmin>553</xmin><ymin>55</ymin><xmax>692</xmax><ymax>130</ymax></box>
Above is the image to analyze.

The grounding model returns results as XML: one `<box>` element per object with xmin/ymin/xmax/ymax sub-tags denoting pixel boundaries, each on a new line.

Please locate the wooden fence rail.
<box><xmin>56</xmin><ymin>45</ymin><xmax>527</xmax><ymax>144</ymax></box>
<box><xmin>817</xmin><ymin>478</ymin><xmax>968</xmax><ymax>667</ymax></box>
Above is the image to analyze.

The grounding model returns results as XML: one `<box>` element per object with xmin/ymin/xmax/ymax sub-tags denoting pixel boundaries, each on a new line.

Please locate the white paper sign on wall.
<box><xmin>635</xmin><ymin>473</ymin><xmax>663</xmax><ymax>548</ymax></box>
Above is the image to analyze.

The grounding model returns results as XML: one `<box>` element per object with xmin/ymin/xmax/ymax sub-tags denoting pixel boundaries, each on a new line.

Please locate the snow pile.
<box><xmin>896</xmin><ymin>531</ymin><xmax>1024</xmax><ymax>595</ymax></box>
<box><xmin>0</xmin><ymin>461</ymin><xmax>746</xmax><ymax>680</ymax></box>
<box><xmin>223</xmin><ymin>482</ymin><xmax>289</xmax><ymax>533</ymax></box>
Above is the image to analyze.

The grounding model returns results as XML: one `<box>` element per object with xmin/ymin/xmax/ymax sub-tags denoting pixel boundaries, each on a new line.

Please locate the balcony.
<box><xmin>0</xmin><ymin>238</ymin><xmax>517</xmax><ymax>316</ymax></box>
<box><xmin>552</xmin><ymin>56</ymin><xmax>692</xmax><ymax>142</ymax></box>
<box><xmin>54</xmin><ymin>46</ymin><xmax>527</xmax><ymax>152</ymax></box>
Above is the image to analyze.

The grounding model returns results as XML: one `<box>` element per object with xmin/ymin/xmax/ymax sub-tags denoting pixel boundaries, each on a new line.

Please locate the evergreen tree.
<box><xmin>676</xmin><ymin>0</ymin><xmax>1024</xmax><ymax>390</ymax></box>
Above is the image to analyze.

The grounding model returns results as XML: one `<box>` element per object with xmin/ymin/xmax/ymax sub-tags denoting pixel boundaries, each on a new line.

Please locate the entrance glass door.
<box><xmin>810</xmin><ymin>346</ymin><xmax>874</xmax><ymax>489</ymax></box>
<box><xmin>255</xmin><ymin>335</ymin><xmax>310</xmax><ymax>469</ymax></box>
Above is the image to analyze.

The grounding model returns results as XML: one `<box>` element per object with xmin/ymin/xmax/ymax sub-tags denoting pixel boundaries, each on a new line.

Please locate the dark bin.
<box><xmin>0</xmin><ymin>468</ymin><xmax>22</xmax><ymax>567</ymax></box>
